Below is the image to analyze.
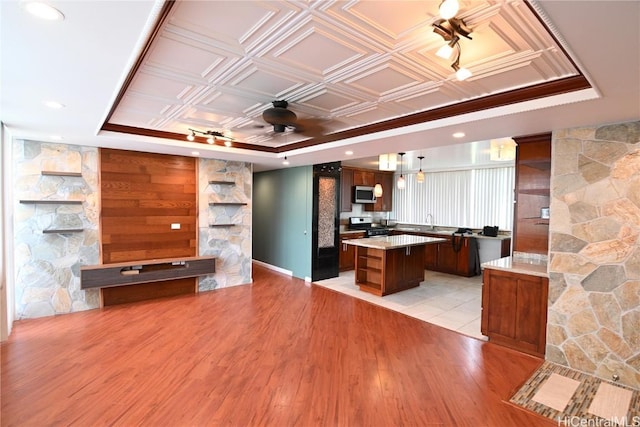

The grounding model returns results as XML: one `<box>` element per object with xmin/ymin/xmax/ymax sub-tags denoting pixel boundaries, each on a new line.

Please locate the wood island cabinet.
<box><xmin>481</xmin><ymin>268</ymin><xmax>548</xmax><ymax>357</ymax></box>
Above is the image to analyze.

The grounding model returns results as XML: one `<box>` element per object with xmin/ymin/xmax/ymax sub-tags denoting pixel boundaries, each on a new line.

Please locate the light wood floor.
<box><xmin>1</xmin><ymin>263</ymin><xmax>553</xmax><ymax>426</ymax></box>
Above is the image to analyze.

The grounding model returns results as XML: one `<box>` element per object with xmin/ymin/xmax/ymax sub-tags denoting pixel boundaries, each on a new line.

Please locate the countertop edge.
<box><xmin>481</xmin><ymin>256</ymin><xmax>549</xmax><ymax>278</ymax></box>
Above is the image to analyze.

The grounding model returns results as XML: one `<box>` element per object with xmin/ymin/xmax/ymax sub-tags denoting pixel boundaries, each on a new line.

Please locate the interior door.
<box><xmin>312</xmin><ymin>162</ymin><xmax>341</xmax><ymax>281</ymax></box>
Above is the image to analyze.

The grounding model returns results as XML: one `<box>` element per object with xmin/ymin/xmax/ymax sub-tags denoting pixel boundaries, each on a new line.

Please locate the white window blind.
<box><xmin>391</xmin><ymin>166</ymin><xmax>515</xmax><ymax>230</ymax></box>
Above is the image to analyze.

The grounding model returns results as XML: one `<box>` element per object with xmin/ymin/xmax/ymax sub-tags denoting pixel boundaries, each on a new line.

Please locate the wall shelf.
<box><xmin>209</xmin><ymin>224</ymin><xmax>237</xmax><ymax>227</ymax></box>
<box><xmin>41</xmin><ymin>171</ymin><xmax>83</xmax><ymax>177</ymax></box>
<box><xmin>208</xmin><ymin>180</ymin><xmax>235</xmax><ymax>185</ymax></box>
<box><xmin>43</xmin><ymin>228</ymin><xmax>84</xmax><ymax>234</ymax></box>
<box><xmin>20</xmin><ymin>199</ymin><xmax>83</xmax><ymax>205</ymax></box>
<box><xmin>209</xmin><ymin>202</ymin><xmax>247</xmax><ymax>206</ymax></box>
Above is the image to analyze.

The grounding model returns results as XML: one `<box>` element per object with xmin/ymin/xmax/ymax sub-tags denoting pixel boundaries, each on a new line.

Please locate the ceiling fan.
<box><xmin>262</xmin><ymin>100</ymin><xmax>328</xmax><ymax>138</ymax></box>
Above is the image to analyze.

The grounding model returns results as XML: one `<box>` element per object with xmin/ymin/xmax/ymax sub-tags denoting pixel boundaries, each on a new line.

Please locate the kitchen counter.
<box><xmin>393</xmin><ymin>226</ymin><xmax>511</xmax><ymax>240</ymax></box>
<box><xmin>343</xmin><ymin>234</ymin><xmax>445</xmax><ymax>250</ymax></box>
<box><xmin>481</xmin><ymin>255</ymin><xmax>548</xmax><ymax>278</ymax></box>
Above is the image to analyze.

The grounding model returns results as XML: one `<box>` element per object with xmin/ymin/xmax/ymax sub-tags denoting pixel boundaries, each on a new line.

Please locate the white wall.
<box><xmin>1</xmin><ymin>124</ymin><xmax>15</xmax><ymax>340</ymax></box>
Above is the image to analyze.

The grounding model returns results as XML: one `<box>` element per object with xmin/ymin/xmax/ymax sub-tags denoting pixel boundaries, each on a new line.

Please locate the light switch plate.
<box><xmin>171</xmin><ymin>223</ymin><xmax>181</xmax><ymax>230</ymax></box>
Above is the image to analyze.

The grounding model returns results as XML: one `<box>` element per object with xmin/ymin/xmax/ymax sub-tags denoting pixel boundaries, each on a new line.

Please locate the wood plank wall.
<box><xmin>99</xmin><ymin>149</ymin><xmax>198</xmax><ymax>304</ymax></box>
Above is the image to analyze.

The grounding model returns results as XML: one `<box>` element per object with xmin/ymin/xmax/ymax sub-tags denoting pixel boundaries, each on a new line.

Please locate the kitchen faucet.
<box><xmin>426</xmin><ymin>213</ymin><xmax>434</xmax><ymax>230</ymax></box>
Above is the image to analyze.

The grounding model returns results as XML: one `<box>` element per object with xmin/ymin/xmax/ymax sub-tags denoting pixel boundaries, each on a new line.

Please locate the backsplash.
<box><xmin>548</xmin><ymin>120</ymin><xmax>640</xmax><ymax>389</ymax></box>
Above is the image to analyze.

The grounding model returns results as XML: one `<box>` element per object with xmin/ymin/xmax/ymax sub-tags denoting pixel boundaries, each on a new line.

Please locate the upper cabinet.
<box><xmin>341</xmin><ymin>166</ymin><xmax>393</xmax><ymax>212</ymax></box>
<box><xmin>513</xmin><ymin>133</ymin><xmax>551</xmax><ymax>255</ymax></box>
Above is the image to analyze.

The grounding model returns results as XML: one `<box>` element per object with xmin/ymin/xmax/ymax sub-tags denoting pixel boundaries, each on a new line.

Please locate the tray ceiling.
<box><xmin>104</xmin><ymin>0</ymin><xmax>586</xmax><ymax>152</ymax></box>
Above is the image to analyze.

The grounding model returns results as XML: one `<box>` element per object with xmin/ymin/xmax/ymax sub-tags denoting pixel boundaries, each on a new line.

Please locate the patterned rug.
<box><xmin>510</xmin><ymin>361</ymin><xmax>640</xmax><ymax>426</ymax></box>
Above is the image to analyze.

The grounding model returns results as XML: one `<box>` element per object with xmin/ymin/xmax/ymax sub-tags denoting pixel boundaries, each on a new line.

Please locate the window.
<box><xmin>391</xmin><ymin>166</ymin><xmax>515</xmax><ymax>230</ymax></box>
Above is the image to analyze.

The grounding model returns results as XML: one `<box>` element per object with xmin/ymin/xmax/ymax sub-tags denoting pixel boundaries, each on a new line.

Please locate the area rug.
<box><xmin>510</xmin><ymin>361</ymin><xmax>640</xmax><ymax>425</ymax></box>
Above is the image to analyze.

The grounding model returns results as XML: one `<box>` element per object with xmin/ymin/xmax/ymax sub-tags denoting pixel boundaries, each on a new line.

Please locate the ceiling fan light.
<box><xmin>439</xmin><ymin>0</ymin><xmax>459</xmax><ymax>20</ymax></box>
<box><xmin>207</xmin><ymin>136</ymin><xmax>214</xmax><ymax>144</ymax></box>
<box><xmin>187</xmin><ymin>131</ymin><xmax>195</xmax><ymax>141</ymax></box>
<box><xmin>455</xmin><ymin>66</ymin><xmax>472</xmax><ymax>81</ymax></box>
<box><xmin>224</xmin><ymin>139</ymin><xmax>232</xmax><ymax>147</ymax></box>
<box><xmin>436</xmin><ymin>44</ymin><xmax>454</xmax><ymax>59</ymax></box>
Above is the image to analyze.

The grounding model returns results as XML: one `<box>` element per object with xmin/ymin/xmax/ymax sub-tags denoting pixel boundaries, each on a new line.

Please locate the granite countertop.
<box><xmin>343</xmin><ymin>234</ymin><xmax>446</xmax><ymax>250</ymax></box>
<box><xmin>393</xmin><ymin>227</ymin><xmax>511</xmax><ymax>240</ymax></box>
<box><xmin>481</xmin><ymin>255</ymin><xmax>548</xmax><ymax>278</ymax></box>
<box><xmin>340</xmin><ymin>229</ymin><xmax>367</xmax><ymax>235</ymax></box>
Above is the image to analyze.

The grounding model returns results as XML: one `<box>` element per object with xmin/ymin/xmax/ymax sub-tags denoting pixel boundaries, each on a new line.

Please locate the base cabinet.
<box><xmin>339</xmin><ymin>232</ymin><xmax>365</xmax><ymax>271</ymax></box>
<box><xmin>481</xmin><ymin>268</ymin><xmax>548</xmax><ymax>357</ymax></box>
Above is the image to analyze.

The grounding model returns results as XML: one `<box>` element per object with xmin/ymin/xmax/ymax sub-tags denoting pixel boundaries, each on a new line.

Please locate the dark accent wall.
<box><xmin>253</xmin><ymin>166</ymin><xmax>312</xmax><ymax>279</ymax></box>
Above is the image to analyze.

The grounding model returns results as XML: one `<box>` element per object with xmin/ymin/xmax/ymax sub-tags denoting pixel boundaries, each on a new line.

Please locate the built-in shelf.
<box><xmin>20</xmin><ymin>199</ymin><xmax>83</xmax><ymax>205</ymax></box>
<box><xmin>43</xmin><ymin>228</ymin><xmax>84</xmax><ymax>234</ymax></box>
<box><xmin>519</xmin><ymin>160</ymin><xmax>551</xmax><ymax>171</ymax></box>
<box><xmin>518</xmin><ymin>189</ymin><xmax>550</xmax><ymax>196</ymax></box>
<box><xmin>209</xmin><ymin>224</ymin><xmax>237</xmax><ymax>227</ymax></box>
<box><xmin>41</xmin><ymin>171</ymin><xmax>83</xmax><ymax>177</ymax></box>
<box><xmin>209</xmin><ymin>202</ymin><xmax>247</xmax><ymax>206</ymax></box>
<box><xmin>208</xmin><ymin>180</ymin><xmax>235</xmax><ymax>185</ymax></box>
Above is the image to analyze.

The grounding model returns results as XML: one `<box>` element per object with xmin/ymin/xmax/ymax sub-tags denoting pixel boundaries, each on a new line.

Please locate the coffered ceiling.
<box><xmin>2</xmin><ymin>1</ymin><xmax>639</xmax><ymax>171</ymax></box>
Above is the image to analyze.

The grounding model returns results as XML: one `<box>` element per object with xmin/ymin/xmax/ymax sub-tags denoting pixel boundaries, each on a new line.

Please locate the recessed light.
<box><xmin>191</xmin><ymin>151</ymin><xmax>200</xmax><ymax>156</ymax></box>
<box><xmin>282</xmin><ymin>156</ymin><xmax>290</xmax><ymax>166</ymax></box>
<box><xmin>453</xmin><ymin>132</ymin><xmax>465</xmax><ymax>138</ymax></box>
<box><xmin>50</xmin><ymin>135</ymin><xmax>63</xmax><ymax>140</ymax></box>
<box><xmin>345</xmin><ymin>150</ymin><xmax>353</xmax><ymax>155</ymax></box>
<box><xmin>23</xmin><ymin>2</ymin><xmax>65</xmax><ymax>21</ymax></box>
<box><xmin>43</xmin><ymin>100</ymin><xmax>65</xmax><ymax>109</ymax></box>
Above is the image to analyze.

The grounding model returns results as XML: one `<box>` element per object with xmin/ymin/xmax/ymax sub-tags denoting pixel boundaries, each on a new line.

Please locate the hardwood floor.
<box><xmin>1</xmin><ymin>263</ymin><xmax>552</xmax><ymax>426</ymax></box>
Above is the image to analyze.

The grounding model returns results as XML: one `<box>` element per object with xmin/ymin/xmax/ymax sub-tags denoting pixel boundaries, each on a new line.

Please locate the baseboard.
<box><xmin>252</xmin><ymin>259</ymin><xmax>293</xmax><ymax>277</ymax></box>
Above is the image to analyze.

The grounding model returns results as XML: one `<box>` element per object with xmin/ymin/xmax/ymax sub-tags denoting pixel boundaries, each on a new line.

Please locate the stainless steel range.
<box><xmin>348</xmin><ymin>217</ymin><xmax>392</xmax><ymax>237</ymax></box>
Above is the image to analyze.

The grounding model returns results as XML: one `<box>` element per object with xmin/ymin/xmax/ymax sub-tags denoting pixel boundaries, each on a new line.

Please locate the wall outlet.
<box><xmin>171</xmin><ymin>223</ymin><xmax>181</xmax><ymax>230</ymax></box>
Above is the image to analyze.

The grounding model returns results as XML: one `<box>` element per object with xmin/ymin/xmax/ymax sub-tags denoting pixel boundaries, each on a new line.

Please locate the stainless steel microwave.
<box><xmin>353</xmin><ymin>186</ymin><xmax>376</xmax><ymax>204</ymax></box>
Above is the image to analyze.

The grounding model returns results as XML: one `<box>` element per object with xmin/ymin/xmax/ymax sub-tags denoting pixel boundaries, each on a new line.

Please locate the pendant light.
<box><xmin>397</xmin><ymin>152</ymin><xmax>406</xmax><ymax>190</ymax></box>
<box><xmin>417</xmin><ymin>155</ymin><xmax>425</xmax><ymax>183</ymax></box>
<box><xmin>374</xmin><ymin>183</ymin><xmax>383</xmax><ymax>197</ymax></box>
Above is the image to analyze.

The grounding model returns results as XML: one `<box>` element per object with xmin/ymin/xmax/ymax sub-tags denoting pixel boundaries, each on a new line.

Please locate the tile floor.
<box><xmin>511</xmin><ymin>361</ymin><xmax>640</xmax><ymax>424</ymax></box>
<box><xmin>314</xmin><ymin>269</ymin><xmax>487</xmax><ymax>340</ymax></box>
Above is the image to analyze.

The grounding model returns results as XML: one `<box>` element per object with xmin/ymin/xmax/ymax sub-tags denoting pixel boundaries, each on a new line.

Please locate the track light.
<box><xmin>438</xmin><ymin>0</ymin><xmax>459</xmax><ymax>20</ymax></box>
<box><xmin>186</xmin><ymin>128</ymin><xmax>234</xmax><ymax>146</ymax></box>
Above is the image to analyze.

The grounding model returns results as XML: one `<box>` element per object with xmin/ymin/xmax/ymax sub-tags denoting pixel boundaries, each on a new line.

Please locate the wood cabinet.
<box><xmin>481</xmin><ymin>268</ymin><xmax>548</xmax><ymax>357</ymax></box>
<box><xmin>340</xmin><ymin>167</ymin><xmax>354</xmax><ymax>212</ymax></box>
<box><xmin>393</xmin><ymin>231</ymin><xmax>479</xmax><ymax>277</ymax></box>
<box><xmin>365</xmin><ymin>172</ymin><xmax>393</xmax><ymax>212</ymax></box>
<box><xmin>354</xmin><ymin>244</ymin><xmax>425</xmax><ymax>296</ymax></box>
<box><xmin>341</xmin><ymin>166</ymin><xmax>393</xmax><ymax>212</ymax></box>
<box><xmin>513</xmin><ymin>133</ymin><xmax>551</xmax><ymax>255</ymax></box>
<box><xmin>353</xmin><ymin>169</ymin><xmax>375</xmax><ymax>186</ymax></box>
<box><xmin>339</xmin><ymin>232</ymin><xmax>365</xmax><ymax>271</ymax></box>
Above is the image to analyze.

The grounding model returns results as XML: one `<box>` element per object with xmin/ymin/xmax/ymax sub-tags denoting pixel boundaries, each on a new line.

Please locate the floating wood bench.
<box><xmin>80</xmin><ymin>256</ymin><xmax>215</xmax><ymax>306</ymax></box>
<box><xmin>80</xmin><ymin>256</ymin><xmax>216</xmax><ymax>289</ymax></box>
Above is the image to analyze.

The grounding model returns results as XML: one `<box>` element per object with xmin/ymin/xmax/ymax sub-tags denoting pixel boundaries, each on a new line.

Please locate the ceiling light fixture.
<box><xmin>186</xmin><ymin>128</ymin><xmax>234</xmax><ymax>146</ymax></box>
<box><xmin>397</xmin><ymin>152</ymin><xmax>406</xmax><ymax>190</ymax></box>
<box><xmin>433</xmin><ymin>14</ymin><xmax>473</xmax><ymax>81</ymax></box>
<box><xmin>23</xmin><ymin>1</ymin><xmax>65</xmax><ymax>20</ymax></box>
<box><xmin>453</xmin><ymin>132</ymin><xmax>465</xmax><ymax>138</ymax></box>
<box><xmin>43</xmin><ymin>100</ymin><xmax>65</xmax><ymax>109</ymax></box>
<box><xmin>416</xmin><ymin>155</ymin><xmax>425</xmax><ymax>183</ymax></box>
<box><xmin>438</xmin><ymin>0</ymin><xmax>459</xmax><ymax>20</ymax></box>
<box><xmin>378</xmin><ymin>153</ymin><xmax>397</xmax><ymax>171</ymax></box>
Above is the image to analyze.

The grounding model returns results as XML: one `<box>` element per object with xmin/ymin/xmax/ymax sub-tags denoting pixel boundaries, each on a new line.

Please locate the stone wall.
<box><xmin>198</xmin><ymin>159</ymin><xmax>252</xmax><ymax>290</ymax></box>
<box><xmin>13</xmin><ymin>141</ymin><xmax>100</xmax><ymax>318</ymax></box>
<box><xmin>548</xmin><ymin>120</ymin><xmax>640</xmax><ymax>389</ymax></box>
<box><xmin>13</xmin><ymin>142</ymin><xmax>253</xmax><ymax>318</ymax></box>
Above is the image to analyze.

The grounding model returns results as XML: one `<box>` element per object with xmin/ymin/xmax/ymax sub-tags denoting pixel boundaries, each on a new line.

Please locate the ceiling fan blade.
<box><xmin>292</xmin><ymin>118</ymin><xmax>328</xmax><ymax>137</ymax></box>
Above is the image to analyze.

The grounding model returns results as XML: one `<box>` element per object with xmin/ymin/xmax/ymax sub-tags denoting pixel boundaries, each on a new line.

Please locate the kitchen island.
<box><xmin>344</xmin><ymin>234</ymin><xmax>445</xmax><ymax>296</ymax></box>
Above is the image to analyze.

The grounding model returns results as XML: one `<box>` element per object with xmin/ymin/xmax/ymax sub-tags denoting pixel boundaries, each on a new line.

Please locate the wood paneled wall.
<box><xmin>100</xmin><ymin>149</ymin><xmax>197</xmax><ymax>263</ymax></box>
<box><xmin>99</xmin><ymin>149</ymin><xmax>198</xmax><ymax>305</ymax></box>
